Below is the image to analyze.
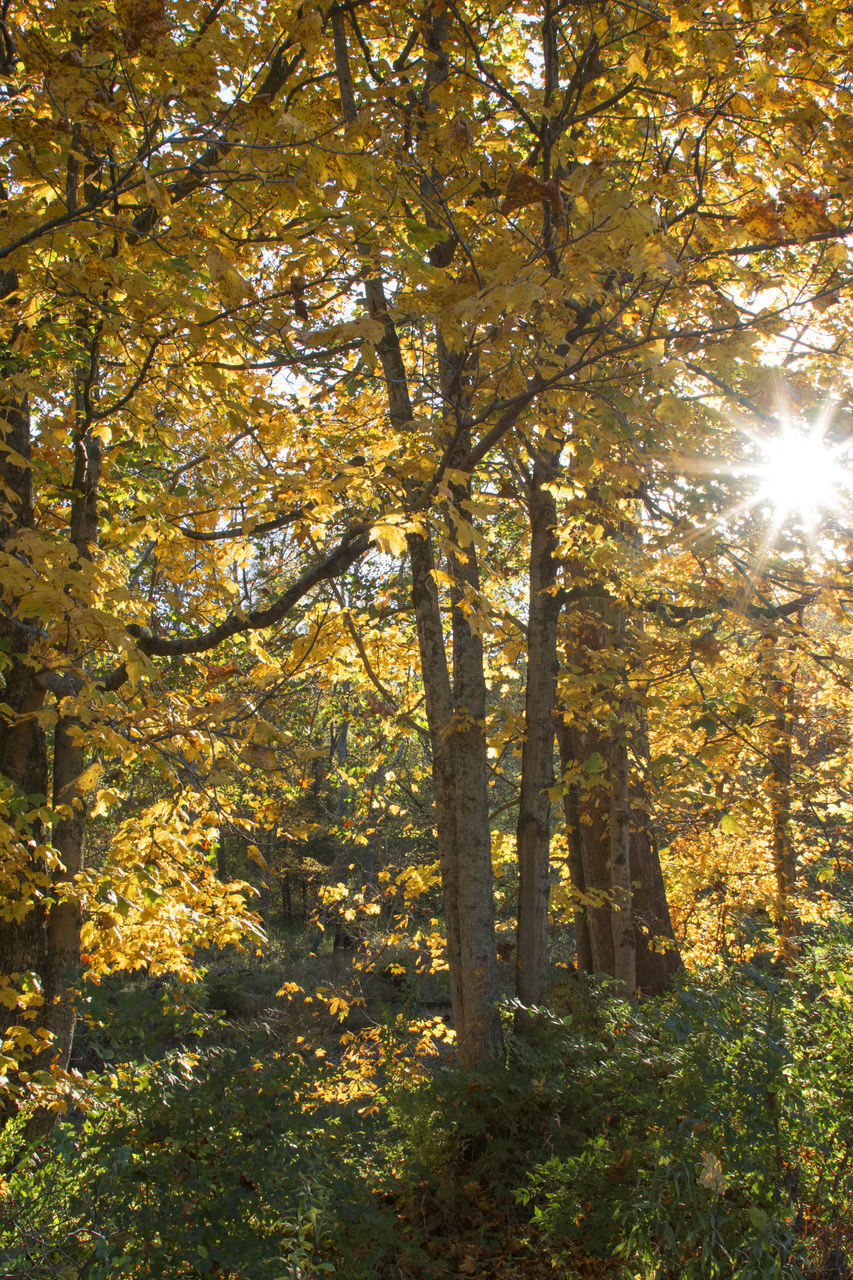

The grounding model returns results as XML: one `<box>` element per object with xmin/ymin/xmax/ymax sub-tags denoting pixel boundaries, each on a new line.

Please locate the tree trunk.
<box><xmin>345</xmin><ymin>6</ymin><xmax>501</xmax><ymax>1063</ymax></box>
<box><xmin>366</xmin><ymin>271</ymin><xmax>500</xmax><ymax>1064</ymax></box>
<box><xmin>558</xmin><ymin>594</ymin><xmax>679</xmax><ymax>993</ymax></box>
<box><xmin>46</xmin><ymin>718</ymin><xmax>86</xmax><ymax>1070</ymax></box>
<box><xmin>332</xmin><ymin>700</ymin><xmax>351</xmax><ymax>824</ymax></box>
<box><xmin>631</xmin><ymin>821</ymin><xmax>681</xmax><ymax>994</ymax></box>
<box><xmin>608</xmin><ymin>699</ymin><xmax>637</xmax><ymax>998</ymax></box>
<box><xmin>515</xmin><ymin>454</ymin><xmax>560</xmax><ymax>1017</ymax></box>
<box><xmin>631</xmin><ymin>709</ymin><xmax>681</xmax><ymax>993</ymax></box>
<box><xmin>557</xmin><ymin>719</ymin><xmax>593</xmax><ymax>972</ymax></box>
<box><xmin>447</xmin><ymin>506</ymin><xmax>502</xmax><ymax>1063</ymax></box>
<box><xmin>558</xmin><ymin>721</ymin><xmax>615</xmax><ymax>975</ymax></box>
<box><xmin>760</xmin><ymin>632</ymin><xmax>799</xmax><ymax>960</ymax></box>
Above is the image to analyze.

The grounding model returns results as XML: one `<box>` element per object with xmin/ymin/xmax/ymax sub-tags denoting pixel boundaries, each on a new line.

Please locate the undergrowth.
<box><xmin>3</xmin><ymin>948</ymin><xmax>853</xmax><ymax>1278</ymax></box>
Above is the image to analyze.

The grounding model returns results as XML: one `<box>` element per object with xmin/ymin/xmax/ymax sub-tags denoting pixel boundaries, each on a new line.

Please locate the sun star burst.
<box><xmin>754</xmin><ymin>421</ymin><xmax>843</xmax><ymax>529</ymax></box>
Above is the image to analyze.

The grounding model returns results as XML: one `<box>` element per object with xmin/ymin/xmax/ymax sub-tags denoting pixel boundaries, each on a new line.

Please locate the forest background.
<box><xmin>3</xmin><ymin>0</ymin><xmax>853</xmax><ymax>1276</ymax></box>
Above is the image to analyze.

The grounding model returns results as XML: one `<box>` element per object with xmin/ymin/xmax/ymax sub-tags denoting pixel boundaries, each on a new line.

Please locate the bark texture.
<box><xmin>515</xmin><ymin>456</ymin><xmax>560</xmax><ymax>1014</ymax></box>
<box><xmin>366</xmin><ymin>273</ymin><xmax>501</xmax><ymax>1064</ymax></box>
<box><xmin>558</xmin><ymin>590</ymin><xmax>680</xmax><ymax>995</ymax></box>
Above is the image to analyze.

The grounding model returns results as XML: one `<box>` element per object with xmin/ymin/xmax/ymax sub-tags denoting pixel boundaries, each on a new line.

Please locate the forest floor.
<box><xmin>4</xmin><ymin>926</ymin><xmax>853</xmax><ymax>1278</ymax></box>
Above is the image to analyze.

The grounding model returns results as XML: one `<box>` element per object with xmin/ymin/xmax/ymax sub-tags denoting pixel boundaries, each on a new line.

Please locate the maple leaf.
<box><xmin>738</xmin><ymin>200</ymin><xmax>782</xmax><ymax>241</ymax></box>
<box><xmin>781</xmin><ymin>191</ymin><xmax>834</xmax><ymax>239</ymax></box>
<box><xmin>501</xmin><ymin>168</ymin><xmax>563</xmax><ymax>215</ymax></box>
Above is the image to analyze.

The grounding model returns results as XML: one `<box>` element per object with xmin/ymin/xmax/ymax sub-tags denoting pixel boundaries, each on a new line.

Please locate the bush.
<box><xmin>7</xmin><ymin>950</ymin><xmax>853</xmax><ymax>1279</ymax></box>
<box><xmin>0</xmin><ymin>1041</ymin><xmax>399</xmax><ymax>1280</ymax></box>
<box><xmin>517</xmin><ymin>962</ymin><xmax>853</xmax><ymax>1278</ymax></box>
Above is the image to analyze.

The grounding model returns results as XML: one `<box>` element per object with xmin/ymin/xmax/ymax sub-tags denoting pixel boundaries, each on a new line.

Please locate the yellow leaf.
<box><xmin>276</xmin><ymin>982</ymin><xmax>303</xmax><ymax>997</ymax></box>
<box><xmin>142</xmin><ymin>167</ymin><xmax>170</xmax><ymax>214</ymax></box>
<box><xmin>626</xmin><ymin>51</ymin><xmax>648</xmax><ymax>79</ymax></box>
<box><xmin>76</xmin><ymin>762</ymin><xmax>104</xmax><ymax>794</ymax></box>
<box><xmin>669</xmin><ymin>8</ymin><xmax>693</xmax><ymax>32</ymax></box>
<box><xmin>373</xmin><ymin>524</ymin><xmax>407</xmax><ymax>557</ymax></box>
<box><xmin>247</xmin><ymin>844</ymin><xmax>270</xmax><ymax>869</ymax></box>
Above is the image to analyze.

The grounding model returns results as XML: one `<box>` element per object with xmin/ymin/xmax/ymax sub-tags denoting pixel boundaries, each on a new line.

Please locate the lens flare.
<box><xmin>755</xmin><ymin>423</ymin><xmax>842</xmax><ymax>529</ymax></box>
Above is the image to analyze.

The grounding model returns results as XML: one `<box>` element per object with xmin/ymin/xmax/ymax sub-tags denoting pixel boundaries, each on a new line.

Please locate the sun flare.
<box><xmin>755</xmin><ymin>423</ymin><xmax>843</xmax><ymax>529</ymax></box>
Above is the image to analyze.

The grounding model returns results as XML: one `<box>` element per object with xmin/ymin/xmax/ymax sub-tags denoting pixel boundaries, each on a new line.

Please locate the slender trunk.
<box><xmin>348</xmin><ymin>16</ymin><xmax>499</xmax><ymax>1063</ymax></box>
<box><xmin>556</xmin><ymin>720</ymin><xmax>593</xmax><ymax>971</ymax></box>
<box><xmin>333</xmin><ymin>697</ymin><xmax>350</xmax><ymax>824</ymax></box>
<box><xmin>46</xmin><ymin>718</ymin><xmax>85</xmax><ymax>1068</ymax></box>
<box><xmin>608</xmin><ymin>697</ymin><xmax>636</xmax><ymax>998</ymax></box>
<box><xmin>408</xmin><ymin>527</ymin><xmax>466</xmax><ymax>1037</ymax></box>
<box><xmin>761</xmin><ymin>633</ymin><xmax>799</xmax><ymax>960</ymax></box>
<box><xmin>515</xmin><ymin>456</ymin><xmax>560</xmax><ymax>1015</ymax></box>
<box><xmin>448</xmin><ymin>506</ymin><xmax>501</xmax><ymax>1063</ymax></box>
<box><xmin>514</xmin><ymin>0</ymin><xmax>562</xmax><ymax>1017</ymax></box>
<box><xmin>366</xmin><ymin>282</ymin><xmax>499</xmax><ymax>1058</ymax></box>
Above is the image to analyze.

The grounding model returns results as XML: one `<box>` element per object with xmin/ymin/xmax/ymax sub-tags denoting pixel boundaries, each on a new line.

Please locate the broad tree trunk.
<box><xmin>631</xmin><ymin>820</ymin><xmax>681</xmax><ymax>993</ymax></box>
<box><xmin>557</xmin><ymin>721</ymin><xmax>615</xmax><ymax>974</ymax></box>
<box><xmin>515</xmin><ymin>454</ymin><xmax>560</xmax><ymax>1015</ymax></box>
<box><xmin>631</xmin><ymin>709</ymin><xmax>680</xmax><ymax>993</ymax></box>
<box><xmin>558</xmin><ymin>593</ymin><xmax>679</xmax><ymax>994</ymax></box>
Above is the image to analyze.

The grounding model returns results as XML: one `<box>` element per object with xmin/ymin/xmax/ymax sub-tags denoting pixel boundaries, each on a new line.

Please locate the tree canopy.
<box><xmin>2</xmin><ymin>0</ymin><xmax>853</xmax><ymax>1111</ymax></box>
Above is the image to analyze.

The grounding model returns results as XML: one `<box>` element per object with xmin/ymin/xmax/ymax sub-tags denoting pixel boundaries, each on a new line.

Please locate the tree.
<box><xmin>0</xmin><ymin>0</ymin><xmax>378</xmax><ymax>1105</ymax></box>
<box><xmin>3</xmin><ymin>0</ymin><xmax>853</xmax><ymax>1112</ymax></box>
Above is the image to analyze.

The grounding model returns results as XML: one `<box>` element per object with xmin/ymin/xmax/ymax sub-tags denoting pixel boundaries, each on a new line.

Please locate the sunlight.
<box><xmin>665</xmin><ymin>399</ymin><xmax>853</xmax><ymax>577</ymax></box>
<box><xmin>754</xmin><ymin>420</ymin><xmax>842</xmax><ymax>529</ymax></box>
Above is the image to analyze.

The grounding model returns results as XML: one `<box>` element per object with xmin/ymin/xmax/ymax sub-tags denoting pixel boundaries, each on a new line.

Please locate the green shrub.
<box><xmin>516</xmin><ymin>965</ymin><xmax>852</xmax><ymax>1278</ymax></box>
<box><xmin>7</xmin><ymin>950</ymin><xmax>853</xmax><ymax>1280</ymax></box>
<box><xmin>1</xmin><ymin>1042</ymin><xmax>399</xmax><ymax>1280</ymax></box>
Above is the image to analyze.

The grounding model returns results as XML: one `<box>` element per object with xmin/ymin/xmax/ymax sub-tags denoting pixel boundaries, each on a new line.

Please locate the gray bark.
<box><xmin>366</xmin><ymin>271</ymin><xmax>501</xmax><ymax>1064</ymax></box>
<box><xmin>515</xmin><ymin>455</ymin><xmax>560</xmax><ymax>1016</ymax></box>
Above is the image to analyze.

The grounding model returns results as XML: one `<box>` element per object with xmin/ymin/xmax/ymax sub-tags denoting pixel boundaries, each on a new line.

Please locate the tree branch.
<box><xmin>102</xmin><ymin>527</ymin><xmax>371</xmax><ymax>689</ymax></box>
